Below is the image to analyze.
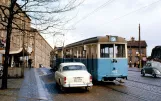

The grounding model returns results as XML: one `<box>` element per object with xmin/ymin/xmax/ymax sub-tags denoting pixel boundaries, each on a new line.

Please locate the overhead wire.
<box><xmin>103</xmin><ymin>0</ymin><xmax>161</xmax><ymax>24</ymax></box>
<box><xmin>71</xmin><ymin>0</ymin><xmax>161</xmax><ymax>28</ymax></box>
<box><xmin>72</xmin><ymin>0</ymin><xmax>115</xmax><ymax>27</ymax></box>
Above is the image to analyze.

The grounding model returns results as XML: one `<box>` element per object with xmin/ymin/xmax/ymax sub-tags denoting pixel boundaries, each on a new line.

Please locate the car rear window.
<box><xmin>63</xmin><ymin>65</ymin><xmax>87</xmax><ymax>71</ymax></box>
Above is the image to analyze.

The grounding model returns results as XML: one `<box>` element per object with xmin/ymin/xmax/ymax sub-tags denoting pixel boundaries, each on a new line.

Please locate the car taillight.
<box><xmin>64</xmin><ymin>77</ymin><xmax>66</xmax><ymax>84</ymax></box>
<box><xmin>90</xmin><ymin>76</ymin><xmax>92</xmax><ymax>82</ymax></box>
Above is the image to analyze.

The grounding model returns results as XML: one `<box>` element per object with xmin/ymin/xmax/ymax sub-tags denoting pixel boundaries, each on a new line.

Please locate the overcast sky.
<box><xmin>45</xmin><ymin>0</ymin><xmax>161</xmax><ymax>56</ymax></box>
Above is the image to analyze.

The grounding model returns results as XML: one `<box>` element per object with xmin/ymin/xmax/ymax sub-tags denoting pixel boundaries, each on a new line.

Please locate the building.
<box><xmin>30</xmin><ymin>28</ymin><xmax>53</xmax><ymax>68</ymax></box>
<box><xmin>0</xmin><ymin>1</ymin><xmax>53</xmax><ymax>73</ymax></box>
<box><xmin>127</xmin><ymin>37</ymin><xmax>147</xmax><ymax>67</ymax></box>
<box><xmin>0</xmin><ymin>1</ymin><xmax>31</xmax><ymax>68</ymax></box>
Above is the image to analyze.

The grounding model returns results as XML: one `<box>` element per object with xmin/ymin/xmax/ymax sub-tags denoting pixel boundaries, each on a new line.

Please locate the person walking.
<box><xmin>28</xmin><ymin>59</ymin><xmax>32</xmax><ymax>68</ymax></box>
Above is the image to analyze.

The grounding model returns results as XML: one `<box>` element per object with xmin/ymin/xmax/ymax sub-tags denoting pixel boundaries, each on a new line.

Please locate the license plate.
<box><xmin>74</xmin><ymin>77</ymin><xmax>82</xmax><ymax>82</ymax></box>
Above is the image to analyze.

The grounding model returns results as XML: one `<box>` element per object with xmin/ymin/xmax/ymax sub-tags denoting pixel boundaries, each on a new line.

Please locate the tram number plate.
<box><xmin>112</xmin><ymin>70</ymin><xmax>118</xmax><ymax>73</ymax></box>
<box><xmin>74</xmin><ymin>77</ymin><xmax>82</xmax><ymax>82</ymax></box>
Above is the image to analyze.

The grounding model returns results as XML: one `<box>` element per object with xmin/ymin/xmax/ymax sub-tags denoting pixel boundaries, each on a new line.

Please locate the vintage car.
<box><xmin>141</xmin><ymin>61</ymin><xmax>161</xmax><ymax>77</ymax></box>
<box><xmin>55</xmin><ymin>62</ymin><xmax>93</xmax><ymax>91</ymax></box>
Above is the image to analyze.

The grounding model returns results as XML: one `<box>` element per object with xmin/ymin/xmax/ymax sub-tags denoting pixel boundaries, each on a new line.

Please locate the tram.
<box><xmin>54</xmin><ymin>35</ymin><xmax>128</xmax><ymax>82</ymax></box>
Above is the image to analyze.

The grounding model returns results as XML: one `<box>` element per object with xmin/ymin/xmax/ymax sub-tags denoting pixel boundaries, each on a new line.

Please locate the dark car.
<box><xmin>141</xmin><ymin>61</ymin><xmax>161</xmax><ymax>77</ymax></box>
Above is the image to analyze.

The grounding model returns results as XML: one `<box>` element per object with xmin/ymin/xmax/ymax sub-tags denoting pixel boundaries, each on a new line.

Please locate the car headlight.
<box><xmin>153</xmin><ymin>69</ymin><xmax>161</xmax><ymax>74</ymax></box>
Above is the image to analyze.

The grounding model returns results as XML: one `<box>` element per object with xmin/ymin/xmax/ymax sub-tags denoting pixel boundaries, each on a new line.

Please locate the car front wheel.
<box><xmin>141</xmin><ymin>69</ymin><xmax>145</xmax><ymax>76</ymax></box>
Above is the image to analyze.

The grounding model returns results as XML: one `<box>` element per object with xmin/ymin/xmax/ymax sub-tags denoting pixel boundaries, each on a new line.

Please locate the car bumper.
<box><xmin>63</xmin><ymin>83</ymin><xmax>93</xmax><ymax>88</ymax></box>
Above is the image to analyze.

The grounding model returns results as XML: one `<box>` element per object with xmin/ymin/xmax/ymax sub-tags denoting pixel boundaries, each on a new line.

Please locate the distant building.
<box><xmin>127</xmin><ymin>37</ymin><xmax>147</xmax><ymax>67</ymax></box>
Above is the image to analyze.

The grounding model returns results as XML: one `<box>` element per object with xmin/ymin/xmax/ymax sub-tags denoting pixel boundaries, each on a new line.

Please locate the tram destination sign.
<box><xmin>110</xmin><ymin>36</ymin><xmax>117</xmax><ymax>42</ymax></box>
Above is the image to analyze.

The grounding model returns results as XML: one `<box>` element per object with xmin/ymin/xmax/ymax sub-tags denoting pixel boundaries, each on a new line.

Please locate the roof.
<box><xmin>0</xmin><ymin>48</ymin><xmax>29</xmax><ymax>56</ymax></box>
<box><xmin>127</xmin><ymin>40</ymin><xmax>147</xmax><ymax>48</ymax></box>
<box><xmin>60</xmin><ymin>62</ymin><xmax>85</xmax><ymax>67</ymax></box>
<box><xmin>66</xmin><ymin>35</ymin><xmax>126</xmax><ymax>48</ymax></box>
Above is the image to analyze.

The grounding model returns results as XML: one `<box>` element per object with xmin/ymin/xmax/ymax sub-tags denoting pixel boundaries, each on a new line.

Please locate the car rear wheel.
<box><xmin>141</xmin><ymin>69</ymin><xmax>145</xmax><ymax>76</ymax></box>
<box><xmin>60</xmin><ymin>86</ymin><xmax>65</xmax><ymax>92</ymax></box>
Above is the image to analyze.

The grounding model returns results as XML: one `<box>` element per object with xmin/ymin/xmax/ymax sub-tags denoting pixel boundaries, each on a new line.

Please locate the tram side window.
<box><xmin>100</xmin><ymin>44</ymin><xmax>113</xmax><ymax>58</ymax></box>
<box><xmin>115</xmin><ymin>44</ymin><xmax>125</xmax><ymax>58</ymax></box>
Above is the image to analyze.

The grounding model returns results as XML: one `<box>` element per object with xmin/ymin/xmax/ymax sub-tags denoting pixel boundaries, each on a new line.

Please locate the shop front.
<box><xmin>0</xmin><ymin>48</ymin><xmax>29</xmax><ymax>78</ymax></box>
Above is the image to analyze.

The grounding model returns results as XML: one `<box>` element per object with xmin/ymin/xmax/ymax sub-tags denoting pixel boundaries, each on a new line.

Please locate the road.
<box><xmin>38</xmin><ymin>68</ymin><xmax>161</xmax><ymax>101</ymax></box>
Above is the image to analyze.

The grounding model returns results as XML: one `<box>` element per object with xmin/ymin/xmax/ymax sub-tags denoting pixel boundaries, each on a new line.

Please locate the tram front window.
<box><xmin>115</xmin><ymin>44</ymin><xmax>126</xmax><ymax>58</ymax></box>
<box><xmin>100</xmin><ymin>44</ymin><xmax>114</xmax><ymax>58</ymax></box>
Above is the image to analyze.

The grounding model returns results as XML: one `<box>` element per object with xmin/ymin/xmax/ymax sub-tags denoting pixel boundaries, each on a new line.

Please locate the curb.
<box><xmin>34</xmin><ymin>69</ymin><xmax>49</xmax><ymax>100</ymax></box>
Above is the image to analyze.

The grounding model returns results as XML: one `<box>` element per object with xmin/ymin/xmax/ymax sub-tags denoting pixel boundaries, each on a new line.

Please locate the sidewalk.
<box><xmin>128</xmin><ymin>67</ymin><xmax>141</xmax><ymax>72</ymax></box>
<box><xmin>17</xmin><ymin>68</ymin><xmax>51</xmax><ymax>101</ymax></box>
<box><xmin>0</xmin><ymin>77</ymin><xmax>23</xmax><ymax>101</ymax></box>
<box><xmin>0</xmin><ymin>68</ymin><xmax>52</xmax><ymax>101</ymax></box>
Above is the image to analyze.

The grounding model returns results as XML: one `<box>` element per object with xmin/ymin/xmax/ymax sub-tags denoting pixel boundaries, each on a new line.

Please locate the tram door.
<box><xmin>101</xmin><ymin>44</ymin><xmax>115</xmax><ymax>75</ymax></box>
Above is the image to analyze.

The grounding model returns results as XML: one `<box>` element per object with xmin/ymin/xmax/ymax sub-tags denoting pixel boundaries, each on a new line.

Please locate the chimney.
<box><xmin>131</xmin><ymin>37</ymin><xmax>135</xmax><ymax>41</ymax></box>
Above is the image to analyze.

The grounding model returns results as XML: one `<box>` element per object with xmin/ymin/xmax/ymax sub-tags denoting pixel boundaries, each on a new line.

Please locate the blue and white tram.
<box><xmin>55</xmin><ymin>35</ymin><xmax>128</xmax><ymax>82</ymax></box>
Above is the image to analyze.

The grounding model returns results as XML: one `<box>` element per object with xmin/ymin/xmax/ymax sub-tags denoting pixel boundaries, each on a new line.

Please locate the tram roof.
<box><xmin>65</xmin><ymin>35</ymin><xmax>126</xmax><ymax>48</ymax></box>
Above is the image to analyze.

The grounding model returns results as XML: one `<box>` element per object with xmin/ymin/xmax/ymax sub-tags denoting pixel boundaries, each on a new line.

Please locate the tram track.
<box><xmin>103</xmin><ymin>84</ymin><xmax>149</xmax><ymax>101</ymax></box>
<box><xmin>127</xmin><ymin>77</ymin><xmax>161</xmax><ymax>88</ymax></box>
<box><xmin>100</xmin><ymin>80</ymin><xmax>161</xmax><ymax>101</ymax></box>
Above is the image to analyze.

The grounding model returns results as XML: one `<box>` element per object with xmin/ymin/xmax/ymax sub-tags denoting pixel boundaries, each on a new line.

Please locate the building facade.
<box><xmin>127</xmin><ymin>37</ymin><xmax>147</xmax><ymax>67</ymax></box>
<box><xmin>0</xmin><ymin>1</ymin><xmax>53</xmax><ymax>69</ymax></box>
<box><xmin>30</xmin><ymin>28</ymin><xmax>53</xmax><ymax>68</ymax></box>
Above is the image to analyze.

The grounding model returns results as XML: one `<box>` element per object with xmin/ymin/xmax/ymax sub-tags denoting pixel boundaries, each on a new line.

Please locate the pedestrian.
<box><xmin>28</xmin><ymin>59</ymin><xmax>32</xmax><ymax>68</ymax></box>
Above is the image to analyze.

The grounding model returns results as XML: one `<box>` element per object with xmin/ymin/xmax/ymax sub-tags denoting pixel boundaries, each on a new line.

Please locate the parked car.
<box><xmin>55</xmin><ymin>62</ymin><xmax>93</xmax><ymax>92</ymax></box>
<box><xmin>141</xmin><ymin>61</ymin><xmax>161</xmax><ymax>77</ymax></box>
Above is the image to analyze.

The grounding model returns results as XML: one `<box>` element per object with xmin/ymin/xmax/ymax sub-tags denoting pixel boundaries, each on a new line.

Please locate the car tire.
<box><xmin>141</xmin><ymin>69</ymin><xmax>145</xmax><ymax>77</ymax></box>
<box><xmin>152</xmin><ymin>71</ymin><xmax>157</xmax><ymax>78</ymax></box>
<box><xmin>85</xmin><ymin>87</ymin><xmax>91</xmax><ymax>91</ymax></box>
<box><xmin>55</xmin><ymin>82</ymin><xmax>59</xmax><ymax>87</ymax></box>
<box><xmin>59</xmin><ymin>79</ymin><xmax>65</xmax><ymax>92</ymax></box>
<box><xmin>60</xmin><ymin>86</ymin><xmax>65</xmax><ymax>92</ymax></box>
<box><xmin>152</xmin><ymin>72</ymin><xmax>157</xmax><ymax>78</ymax></box>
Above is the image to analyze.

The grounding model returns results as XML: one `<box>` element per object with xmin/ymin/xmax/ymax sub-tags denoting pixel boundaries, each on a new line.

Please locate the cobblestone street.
<box><xmin>0</xmin><ymin>67</ymin><xmax>161</xmax><ymax>101</ymax></box>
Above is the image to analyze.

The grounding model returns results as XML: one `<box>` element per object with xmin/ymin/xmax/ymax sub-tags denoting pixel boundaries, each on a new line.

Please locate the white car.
<box><xmin>55</xmin><ymin>62</ymin><xmax>93</xmax><ymax>91</ymax></box>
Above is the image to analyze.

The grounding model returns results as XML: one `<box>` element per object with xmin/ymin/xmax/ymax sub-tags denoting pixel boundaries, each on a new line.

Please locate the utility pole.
<box><xmin>139</xmin><ymin>24</ymin><xmax>141</xmax><ymax>68</ymax></box>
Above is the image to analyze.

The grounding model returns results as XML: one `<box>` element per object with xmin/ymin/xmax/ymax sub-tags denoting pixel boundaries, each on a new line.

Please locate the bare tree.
<box><xmin>0</xmin><ymin>0</ymin><xmax>83</xmax><ymax>89</ymax></box>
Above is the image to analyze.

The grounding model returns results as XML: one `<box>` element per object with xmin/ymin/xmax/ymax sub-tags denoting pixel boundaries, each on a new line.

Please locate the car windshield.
<box><xmin>63</xmin><ymin>65</ymin><xmax>87</xmax><ymax>71</ymax></box>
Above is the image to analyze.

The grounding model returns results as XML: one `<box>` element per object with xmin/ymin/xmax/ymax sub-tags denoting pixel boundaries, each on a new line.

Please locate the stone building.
<box><xmin>127</xmin><ymin>37</ymin><xmax>147</xmax><ymax>67</ymax></box>
<box><xmin>0</xmin><ymin>1</ymin><xmax>53</xmax><ymax>71</ymax></box>
<box><xmin>30</xmin><ymin>28</ymin><xmax>53</xmax><ymax>68</ymax></box>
